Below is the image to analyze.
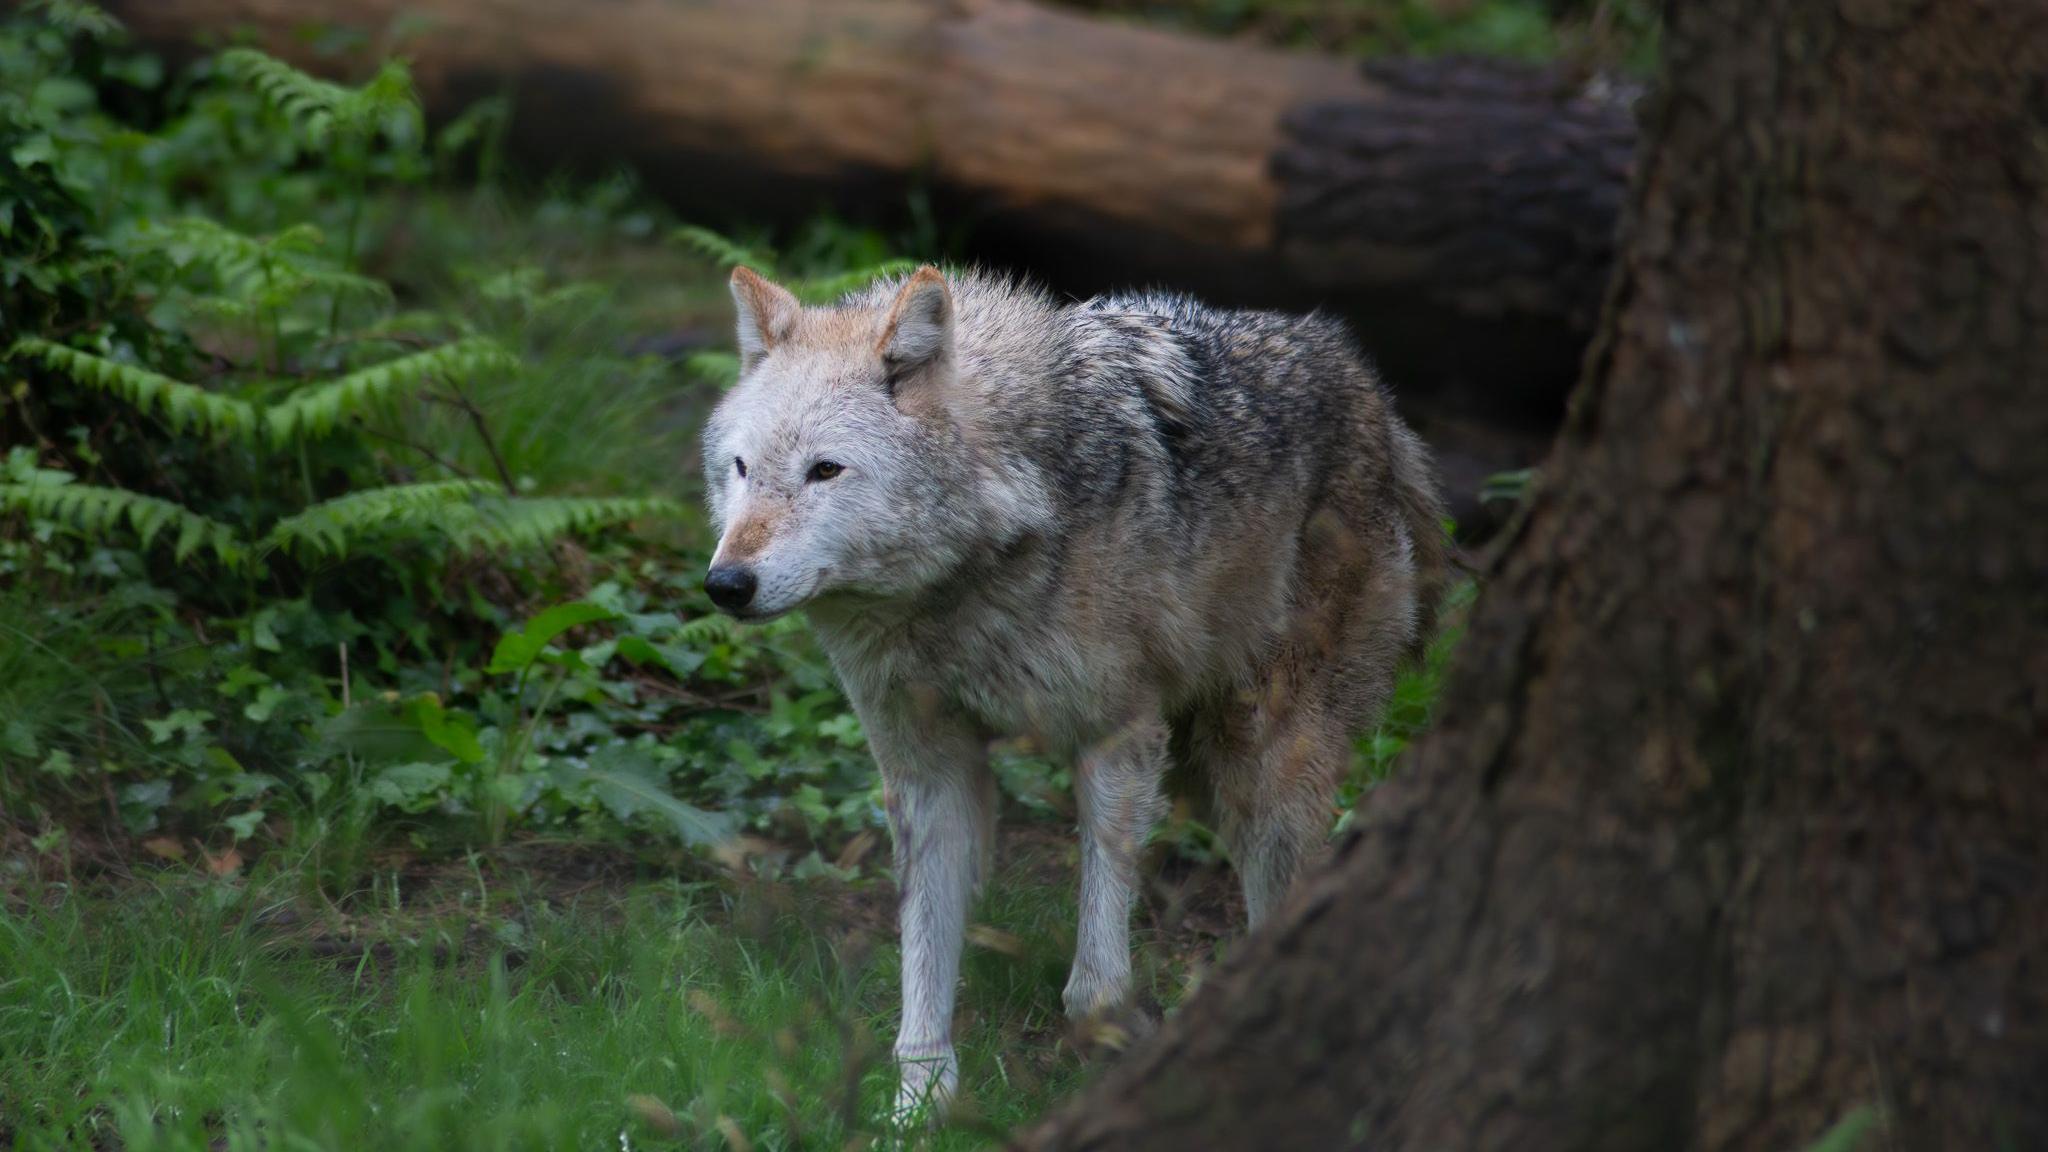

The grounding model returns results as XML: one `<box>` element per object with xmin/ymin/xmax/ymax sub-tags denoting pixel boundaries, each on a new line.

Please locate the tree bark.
<box><xmin>1018</xmin><ymin>0</ymin><xmax>2048</xmax><ymax>1148</ymax></box>
<box><xmin>102</xmin><ymin>0</ymin><xmax>1634</xmax><ymax>424</ymax></box>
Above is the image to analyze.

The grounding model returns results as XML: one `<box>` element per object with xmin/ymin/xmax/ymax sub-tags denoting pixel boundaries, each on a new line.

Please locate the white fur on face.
<box><xmin>702</xmin><ymin>344</ymin><xmax>970</xmax><ymax>617</ymax></box>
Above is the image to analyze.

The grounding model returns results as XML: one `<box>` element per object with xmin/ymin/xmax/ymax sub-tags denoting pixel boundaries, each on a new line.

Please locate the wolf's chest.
<box><xmin>829</xmin><ymin>607</ymin><xmax>1133</xmax><ymax>752</ymax></box>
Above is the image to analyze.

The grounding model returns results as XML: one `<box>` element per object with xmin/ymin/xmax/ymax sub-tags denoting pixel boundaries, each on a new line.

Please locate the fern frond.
<box><xmin>685</xmin><ymin>350</ymin><xmax>741</xmax><ymax>389</ymax></box>
<box><xmin>673</xmin><ymin>613</ymin><xmax>739</xmax><ymax>646</ymax></box>
<box><xmin>271</xmin><ymin>265</ymin><xmax>395</xmax><ymax>308</ymax></box>
<box><xmin>216</xmin><ymin>50</ymin><xmax>421</xmax><ymax>150</ymax></box>
<box><xmin>671</xmin><ymin>225</ymin><xmax>775</xmax><ymax>274</ymax></box>
<box><xmin>794</xmin><ymin>260</ymin><xmax>919</xmax><ymax>304</ymax></box>
<box><xmin>9</xmin><ymin>337</ymin><xmax>260</xmax><ymax>438</ymax></box>
<box><xmin>30</xmin><ymin>0</ymin><xmax>121</xmax><ymax>37</ymax></box>
<box><xmin>0</xmin><ymin>482</ymin><xmax>245</xmax><ymax>565</ymax></box>
<box><xmin>216</xmin><ymin>48</ymin><xmax>351</xmax><ymax>146</ymax></box>
<box><xmin>347</xmin><ymin>58</ymin><xmax>425</xmax><ymax>147</ymax></box>
<box><xmin>440</xmin><ymin>495</ymin><xmax>688</xmax><ymax>552</ymax></box>
<box><xmin>128</xmin><ymin>217</ymin><xmax>325</xmax><ymax>282</ymax></box>
<box><xmin>265</xmin><ymin>336</ymin><xmax>517</xmax><ymax>442</ymax></box>
<box><xmin>266</xmin><ymin>479</ymin><xmax>497</xmax><ymax>558</ymax></box>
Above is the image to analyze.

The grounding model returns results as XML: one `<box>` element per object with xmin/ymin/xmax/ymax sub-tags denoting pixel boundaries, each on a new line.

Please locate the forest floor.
<box><xmin>0</xmin><ymin>820</ymin><xmax>1250</xmax><ymax>1151</ymax></box>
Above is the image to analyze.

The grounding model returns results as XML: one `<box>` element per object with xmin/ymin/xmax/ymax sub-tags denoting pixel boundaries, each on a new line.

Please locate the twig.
<box><xmin>440</xmin><ymin>378</ymin><xmax>517</xmax><ymax>495</ymax></box>
<box><xmin>143</xmin><ymin>627</ymin><xmax>171</xmax><ymax>712</ymax></box>
<box><xmin>352</xmin><ymin>419</ymin><xmax>476</xmax><ymax>479</ymax></box>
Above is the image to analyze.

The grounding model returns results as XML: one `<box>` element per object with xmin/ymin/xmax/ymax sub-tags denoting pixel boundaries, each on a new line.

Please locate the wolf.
<box><xmin>700</xmin><ymin>263</ymin><xmax>1447</xmax><ymax>1115</ymax></box>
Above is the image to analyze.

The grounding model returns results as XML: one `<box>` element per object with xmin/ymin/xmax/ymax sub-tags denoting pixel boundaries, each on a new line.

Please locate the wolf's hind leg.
<box><xmin>1063</xmin><ymin>717</ymin><xmax>1169</xmax><ymax>1024</ymax></box>
<box><xmin>1217</xmin><ymin>718</ymin><xmax>1348</xmax><ymax>927</ymax></box>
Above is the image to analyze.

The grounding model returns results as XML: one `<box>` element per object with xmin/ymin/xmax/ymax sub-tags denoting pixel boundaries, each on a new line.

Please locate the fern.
<box><xmin>216</xmin><ymin>50</ymin><xmax>421</xmax><ymax>151</ymax></box>
<box><xmin>671</xmin><ymin>225</ymin><xmax>774</xmax><ymax>273</ymax></box>
<box><xmin>130</xmin><ymin>218</ymin><xmax>391</xmax><ymax>322</ymax></box>
<box><xmin>28</xmin><ymin>0</ymin><xmax>119</xmax><ymax>37</ymax></box>
<box><xmin>129</xmin><ymin>217</ymin><xmax>324</xmax><ymax>280</ymax></box>
<box><xmin>440</xmin><ymin>496</ymin><xmax>688</xmax><ymax>552</ymax></box>
<box><xmin>265</xmin><ymin>336</ymin><xmax>517</xmax><ymax>442</ymax></box>
<box><xmin>685</xmin><ymin>350</ymin><xmax>741</xmax><ymax>389</ymax></box>
<box><xmin>10</xmin><ymin>337</ymin><xmax>260</xmax><ymax>438</ymax></box>
<box><xmin>673</xmin><ymin>612</ymin><xmax>739</xmax><ymax>647</ymax></box>
<box><xmin>0</xmin><ymin>481</ymin><xmax>244</xmax><ymax>565</ymax></box>
<box><xmin>794</xmin><ymin>260</ymin><xmax>919</xmax><ymax>304</ymax></box>
<box><xmin>266</xmin><ymin>479</ymin><xmax>498</xmax><ymax>558</ymax></box>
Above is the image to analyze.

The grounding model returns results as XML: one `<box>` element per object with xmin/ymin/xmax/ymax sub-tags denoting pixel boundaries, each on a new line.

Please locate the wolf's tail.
<box><xmin>1389</xmin><ymin>420</ymin><xmax>1452</xmax><ymax>663</ymax></box>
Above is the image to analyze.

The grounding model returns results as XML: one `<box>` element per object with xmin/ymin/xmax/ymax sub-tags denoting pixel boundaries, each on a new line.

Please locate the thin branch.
<box><xmin>352</xmin><ymin>418</ymin><xmax>477</xmax><ymax>480</ymax></box>
<box><xmin>442</xmin><ymin>375</ymin><xmax>517</xmax><ymax>495</ymax></box>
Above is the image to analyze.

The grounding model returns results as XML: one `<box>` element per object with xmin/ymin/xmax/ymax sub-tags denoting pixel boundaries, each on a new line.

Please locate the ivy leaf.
<box><xmin>367</xmin><ymin>762</ymin><xmax>453</xmax><ymax>813</ymax></box>
<box><xmin>249</xmin><ymin>608</ymin><xmax>283</xmax><ymax>653</ymax></box>
<box><xmin>243</xmin><ymin>685</ymin><xmax>290</xmax><ymax>723</ymax></box>
<box><xmin>616</xmin><ymin>634</ymin><xmax>706</xmax><ymax>679</ymax></box>
<box><xmin>224</xmin><ymin>810</ymin><xmax>267</xmax><ymax>841</ymax></box>
<box><xmin>143</xmin><ymin>708</ymin><xmax>213</xmax><ymax>745</ymax></box>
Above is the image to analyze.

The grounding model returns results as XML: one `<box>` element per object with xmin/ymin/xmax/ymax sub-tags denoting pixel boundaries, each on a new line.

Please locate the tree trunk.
<box><xmin>1019</xmin><ymin>0</ymin><xmax>2048</xmax><ymax>1149</ymax></box>
<box><xmin>102</xmin><ymin>0</ymin><xmax>1633</xmax><ymax>425</ymax></box>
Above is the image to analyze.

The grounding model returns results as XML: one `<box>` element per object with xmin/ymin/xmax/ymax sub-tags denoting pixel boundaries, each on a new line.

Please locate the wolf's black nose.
<box><xmin>705</xmin><ymin>565</ymin><xmax>758</xmax><ymax>613</ymax></box>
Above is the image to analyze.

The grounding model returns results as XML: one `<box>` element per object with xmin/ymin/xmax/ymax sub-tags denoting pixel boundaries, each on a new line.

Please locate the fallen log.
<box><xmin>105</xmin><ymin>0</ymin><xmax>1637</xmax><ymax>422</ymax></box>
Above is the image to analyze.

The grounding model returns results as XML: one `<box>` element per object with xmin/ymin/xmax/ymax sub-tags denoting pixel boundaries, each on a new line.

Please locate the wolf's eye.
<box><xmin>734</xmin><ymin>457</ymin><xmax>747</xmax><ymax>479</ymax></box>
<box><xmin>807</xmin><ymin>460</ymin><xmax>844</xmax><ymax>483</ymax></box>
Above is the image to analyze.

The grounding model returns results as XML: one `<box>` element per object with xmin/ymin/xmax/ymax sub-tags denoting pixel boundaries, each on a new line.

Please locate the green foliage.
<box><xmin>671</xmin><ymin>222</ymin><xmax>774</xmax><ymax>274</ymax></box>
<box><xmin>9</xmin><ymin>336</ymin><xmax>260</xmax><ymax>437</ymax></box>
<box><xmin>673</xmin><ymin>220</ymin><xmax>922</xmax><ymax>305</ymax></box>
<box><xmin>264</xmin><ymin>336</ymin><xmax>518</xmax><ymax>441</ymax></box>
<box><xmin>266</xmin><ymin>478</ymin><xmax>498</xmax><ymax>558</ymax></box>
<box><xmin>438</xmin><ymin>494</ymin><xmax>690</xmax><ymax>552</ymax></box>
<box><xmin>1</xmin><ymin>6</ymin><xmax>746</xmax><ymax>856</ymax></box>
<box><xmin>0</xmin><ymin>462</ymin><xmax>245</xmax><ymax>566</ymax></box>
<box><xmin>216</xmin><ymin>48</ymin><xmax>422</xmax><ymax>152</ymax></box>
<box><xmin>1798</xmin><ymin>1108</ymin><xmax>1881</xmax><ymax>1152</ymax></box>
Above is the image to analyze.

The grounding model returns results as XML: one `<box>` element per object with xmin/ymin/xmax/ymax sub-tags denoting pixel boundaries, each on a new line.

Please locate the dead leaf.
<box><xmin>966</xmin><ymin>923</ymin><xmax>1023</xmax><ymax>955</ymax></box>
<box><xmin>204</xmin><ymin>847</ymin><xmax>243</xmax><ymax>877</ymax></box>
<box><xmin>714</xmin><ymin>1114</ymin><xmax>751</xmax><ymax>1152</ymax></box>
<box><xmin>834</xmin><ymin>830</ymin><xmax>878</xmax><ymax>871</ymax></box>
<box><xmin>687</xmin><ymin>988</ymin><xmax>744</xmax><ymax>1037</ymax></box>
<box><xmin>142</xmin><ymin>837</ymin><xmax>186</xmax><ymax>861</ymax></box>
<box><xmin>626</xmin><ymin>1094</ymin><xmax>682</xmax><ymax>1136</ymax></box>
<box><xmin>709</xmin><ymin>834</ymin><xmax>780</xmax><ymax>872</ymax></box>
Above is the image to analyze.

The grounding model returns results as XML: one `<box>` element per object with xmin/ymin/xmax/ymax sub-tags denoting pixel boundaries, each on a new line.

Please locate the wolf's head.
<box><xmin>699</xmin><ymin>264</ymin><xmax>983</xmax><ymax>620</ymax></box>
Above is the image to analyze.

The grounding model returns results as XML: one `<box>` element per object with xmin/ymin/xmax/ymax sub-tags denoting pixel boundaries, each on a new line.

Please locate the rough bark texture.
<box><xmin>100</xmin><ymin>0</ymin><xmax>1634</xmax><ymax>423</ymax></box>
<box><xmin>1018</xmin><ymin>0</ymin><xmax>2048</xmax><ymax>1149</ymax></box>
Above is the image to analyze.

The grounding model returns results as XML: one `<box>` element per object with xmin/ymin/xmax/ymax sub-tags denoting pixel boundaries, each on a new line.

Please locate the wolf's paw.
<box><xmin>1066</xmin><ymin>997</ymin><xmax>1159</xmax><ymax>1062</ymax></box>
<box><xmin>892</xmin><ymin>1044</ymin><xmax>958</xmax><ymax>1127</ymax></box>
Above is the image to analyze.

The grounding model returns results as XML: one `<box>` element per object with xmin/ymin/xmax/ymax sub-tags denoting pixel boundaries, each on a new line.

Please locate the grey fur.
<box><xmin>702</xmin><ymin>266</ymin><xmax>1448</xmax><ymax>1116</ymax></box>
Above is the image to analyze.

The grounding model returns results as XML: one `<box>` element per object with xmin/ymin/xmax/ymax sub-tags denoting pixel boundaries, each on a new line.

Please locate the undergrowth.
<box><xmin>0</xmin><ymin>3</ymin><xmax>910</xmax><ymax>877</ymax></box>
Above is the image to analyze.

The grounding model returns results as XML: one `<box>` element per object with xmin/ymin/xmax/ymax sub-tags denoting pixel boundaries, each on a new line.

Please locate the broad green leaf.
<box><xmin>488</xmin><ymin>601</ymin><xmax>619</xmax><ymax>675</ymax></box>
<box><xmin>407</xmin><ymin>695</ymin><xmax>485</xmax><ymax>765</ymax></box>
<box><xmin>367</xmin><ymin>762</ymin><xmax>453</xmax><ymax>813</ymax></box>
<box><xmin>562</xmin><ymin>748</ymin><xmax>732</xmax><ymax>848</ymax></box>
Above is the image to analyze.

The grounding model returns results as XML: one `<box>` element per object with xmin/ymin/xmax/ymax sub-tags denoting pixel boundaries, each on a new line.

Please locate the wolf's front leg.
<box><xmin>861</xmin><ymin>693</ymin><xmax>993</xmax><ymax>1121</ymax></box>
<box><xmin>1064</xmin><ymin>717</ymin><xmax>1168</xmax><ymax>1028</ymax></box>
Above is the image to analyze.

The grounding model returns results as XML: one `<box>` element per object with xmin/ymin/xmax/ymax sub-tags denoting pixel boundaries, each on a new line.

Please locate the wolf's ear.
<box><xmin>877</xmin><ymin>266</ymin><xmax>953</xmax><ymax>397</ymax></box>
<box><xmin>731</xmin><ymin>266</ymin><xmax>799</xmax><ymax>373</ymax></box>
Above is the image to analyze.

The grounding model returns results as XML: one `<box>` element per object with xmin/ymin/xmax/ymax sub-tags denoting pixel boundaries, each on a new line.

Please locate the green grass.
<box><xmin>0</xmin><ymin>853</ymin><xmax>1113</xmax><ymax>1151</ymax></box>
